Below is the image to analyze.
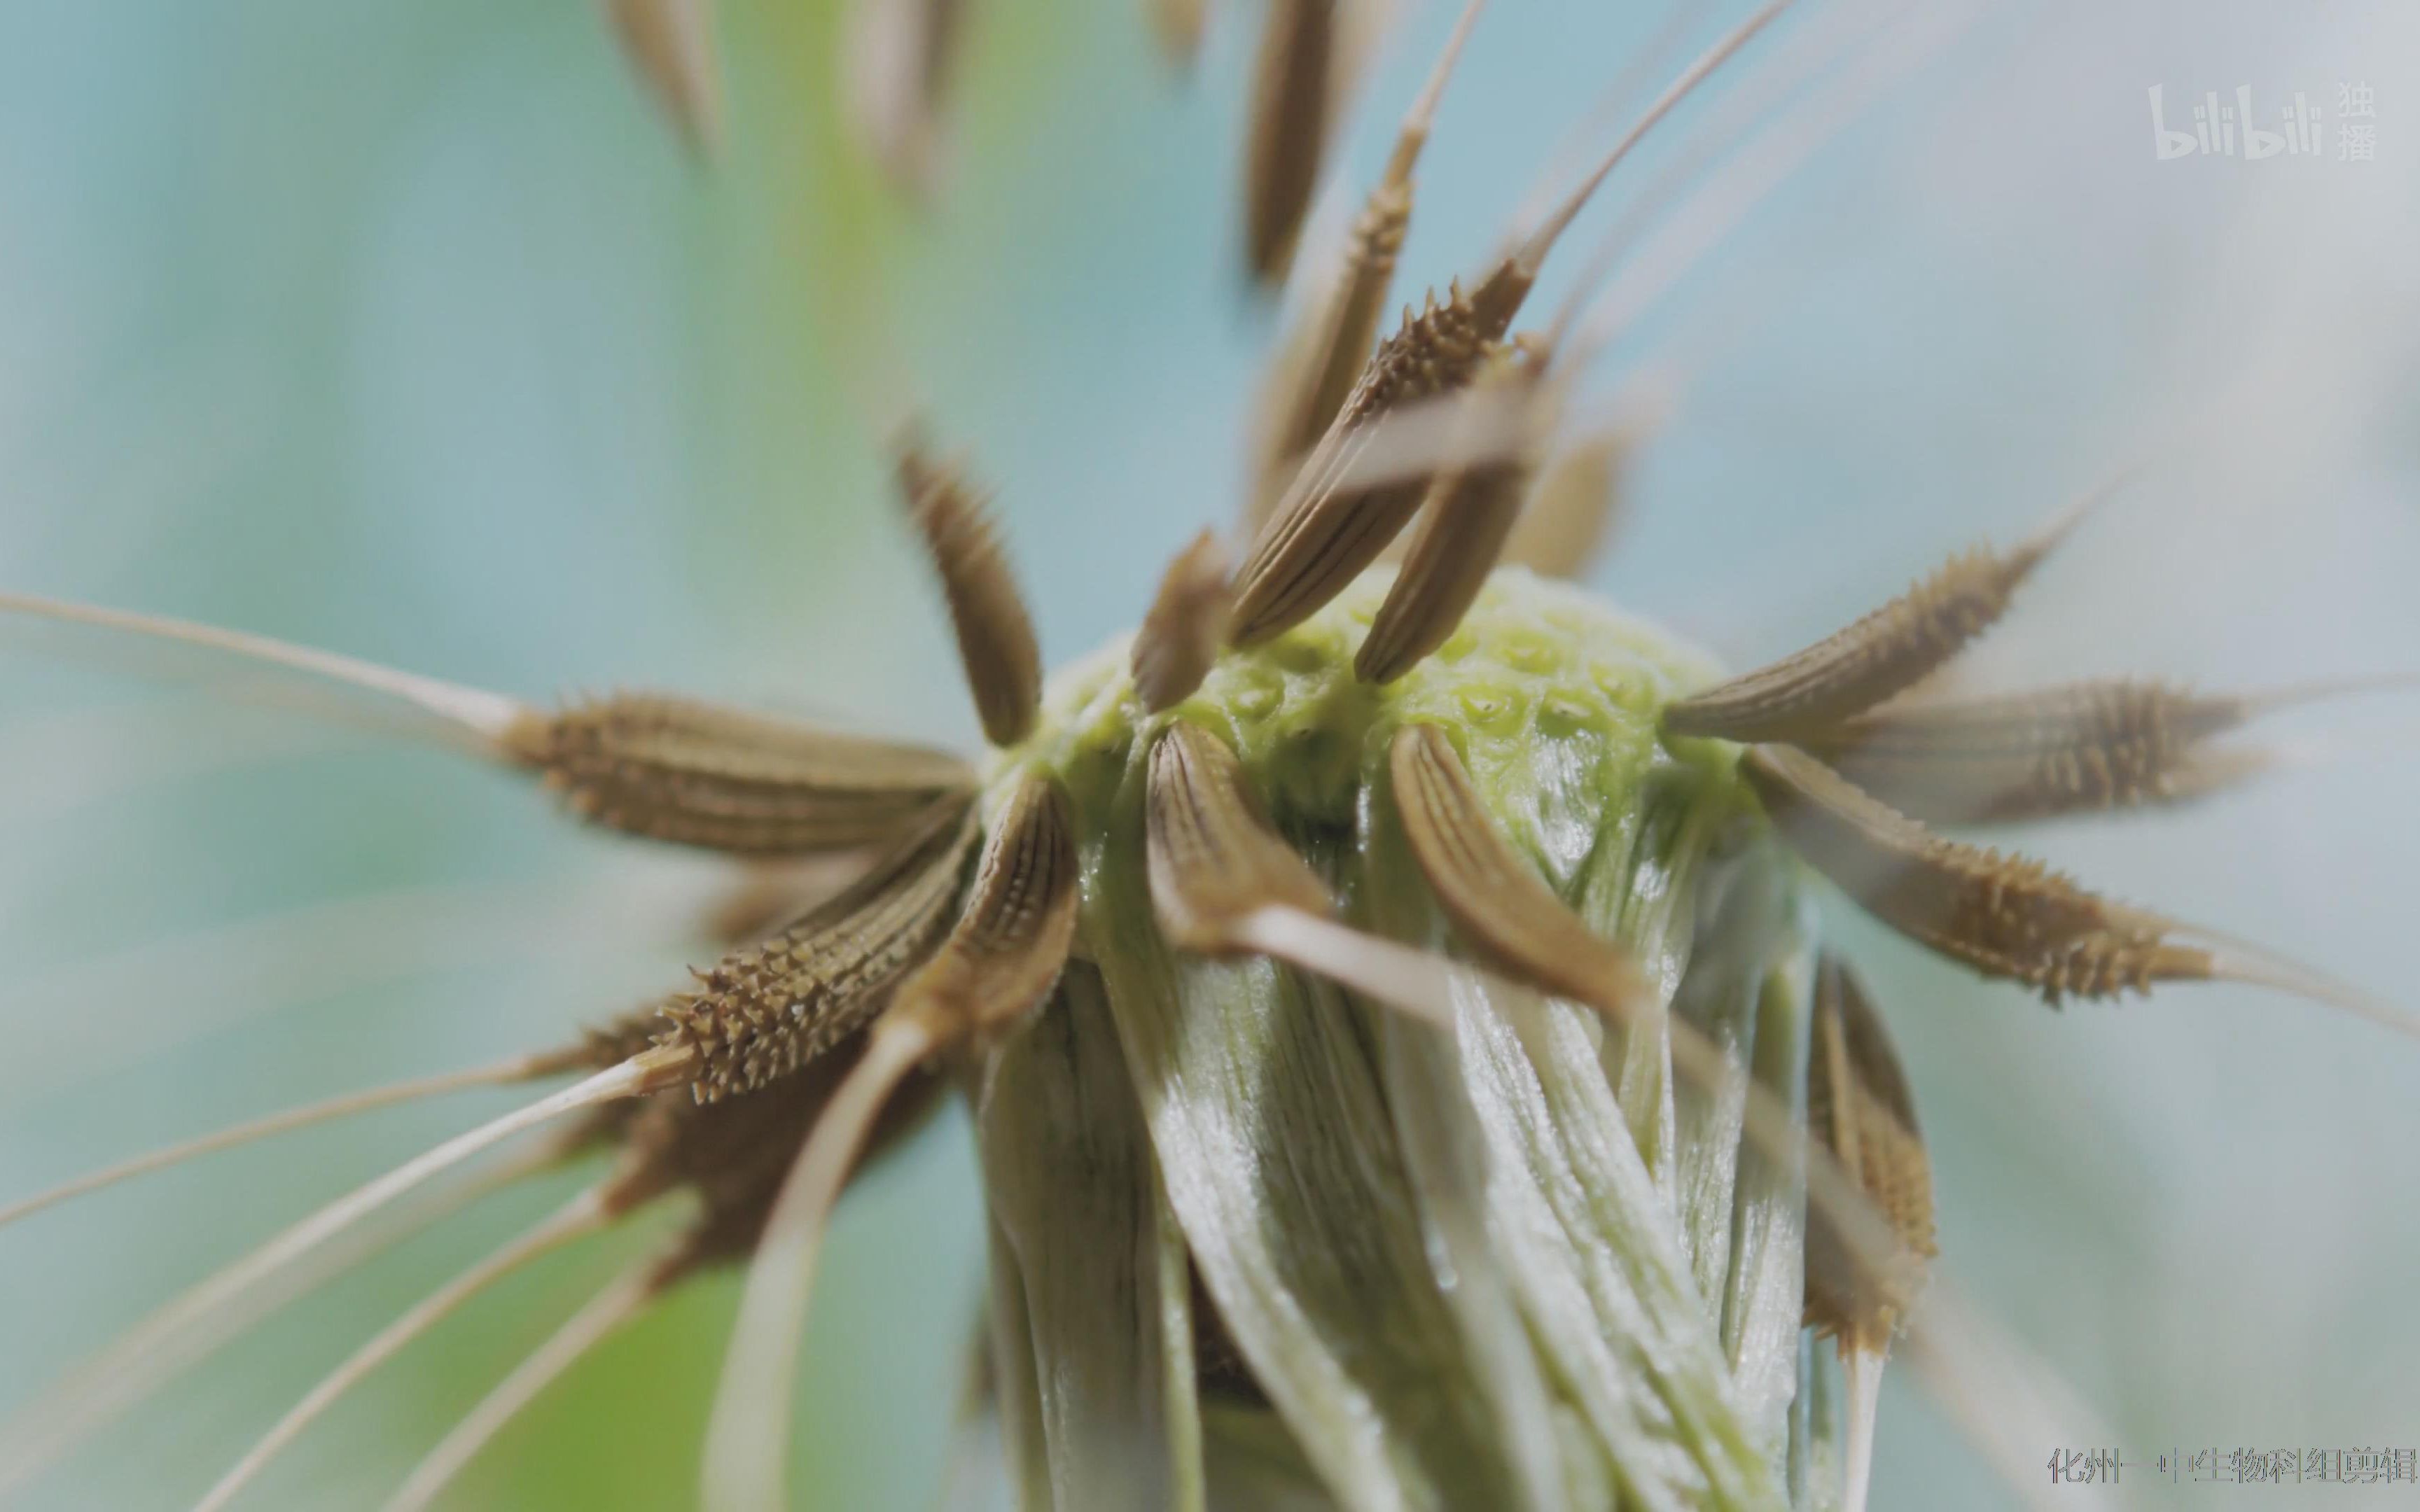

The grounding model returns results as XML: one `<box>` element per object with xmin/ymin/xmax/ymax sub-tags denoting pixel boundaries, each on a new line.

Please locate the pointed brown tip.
<box><xmin>607</xmin><ymin>0</ymin><xmax>727</xmax><ymax>158</ymax></box>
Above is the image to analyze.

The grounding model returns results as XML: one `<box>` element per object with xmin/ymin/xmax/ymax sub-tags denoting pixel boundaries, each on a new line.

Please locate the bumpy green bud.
<box><xmin>973</xmin><ymin>568</ymin><xmax>1846</xmax><ymax>1512</ymax></box>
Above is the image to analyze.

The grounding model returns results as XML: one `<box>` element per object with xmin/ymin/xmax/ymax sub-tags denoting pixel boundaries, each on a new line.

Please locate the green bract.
<box><xmin>974</xmin><ymin>568</ymin><xmax>1844</xmax><ymax>1511</ymax></box>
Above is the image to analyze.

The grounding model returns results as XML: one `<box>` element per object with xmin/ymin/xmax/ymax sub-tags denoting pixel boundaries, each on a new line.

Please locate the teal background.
<box><xmin>1</xmin><ymin>1</ymin><xmax>2416</xmax><ymax>1507</ymax></box>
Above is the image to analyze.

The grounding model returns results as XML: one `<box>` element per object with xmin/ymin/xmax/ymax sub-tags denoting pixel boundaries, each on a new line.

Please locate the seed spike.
<box><xmin>1143</xmin><ymin>721</ymin><xmax>1336</xmax><ymax>950</ymax></box>
<box><xmin>660</xmin><ymin>797</ymin><xmax>978</xmax><ymax>1102</ymax></box>
<box><xmin>506</xmin><ymin>693</ymin><xmax>976</xmax><ymax>855</ymax></box>
<box><xmin>382</xmin><ymin>1254</ymin><xmax>663</xmax><ymax>1512</ymax></box>
<box><xmin>1131</xmin><ymin>531</ymin><xmax>1235</xmax><ymax>713</ymax></box>
<box><xmin>702</xmin><ymin>775</ymin><xmax>1078</xmax><ymax>1512</ymax></box>
<box><xmin>1357</xmin><ymin>348</ymin><xmax>1552</xmax><ymax>682</ymax></box>
<box><xmin>0</xmin><ymin>1129</ymin><xmax>583</xmax><ymax>1502</ymax></box>
<box><xmin>606</xmin><ymin>0</ymin><xmax>724</xmax><ymax>155</ymax></box>
<box><xmin>0</xmin><ymin>1051</ymin><xmax>582</xmax><ymax>1233</ymax></box>
<box><xmin>1742</xmin><ymin>743</ymin><xmax>2420</xmax><ymax>1037</ymax></box>
<box><xmin>193</xmin><ymin>1191</ymin><xmax>616</xmax><ymax>1512</ymax></box>
<box><xmin>894</xmin><ymin>431</ymin><xmax>1045</xmax><ymax>748</ymax></box>
<box><xmin>1242</xmin><ymin>0</ymin><xmax>1340</xmax><ymax>285</ymax></box>
<box><xmin>0</xmin><ymin>592</ymin><xmax>528</xmax><ymax>755</ymax></box>
<box><xmin>1664</xmin><ymin>478</ymin><xmax>2125</xmax><ymax>743</ymax></box>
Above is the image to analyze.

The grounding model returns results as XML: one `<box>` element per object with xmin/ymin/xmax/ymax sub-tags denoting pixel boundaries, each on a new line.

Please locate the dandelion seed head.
<box><xmin>1008</xmin><ymin>564</ymin><xmax>1729</xmax><ymax>836</ymax></box>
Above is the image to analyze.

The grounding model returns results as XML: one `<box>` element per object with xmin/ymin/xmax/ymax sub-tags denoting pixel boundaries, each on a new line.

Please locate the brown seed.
<box><xmin>1802</xmin><ymin>675</ymin><xmax>2415</xmax><ymax>825</ymax></box>
<box><xmin>1799</xmin><ymin>680</ymin><xmax>2246</xmax><ymax>825</ymax></box>
<box><xmin>1130</xmin><ymin>530</ymin><xmax>1234</xmax><ymax>713</ymax></box>
<box><xmin>1229</xmin><ymin>0</ymin><xmax>1783</xmax><ymax>651</ymax></box>
<box><xmin>1357</xmin><ymin>349</ymin><xmax>1550</xmax><ymax>683</ymax></box>
<box><xmin>1501</xmin><ymin>423</ymin><xmax>1630</xmax><ymax>580</ymax></box>
<box><xmin>704</xmin><ymin>778</ymin><xmax>1078</xmax><ymax>1512</ymax></box>
<box><xmin>503</xmin><ymin>693</ymin><xmax>975</xmax><ymax>855</ymax></box>
<box><xmin>695</xmin><ymin>853</ymin><xmax>886</xmax><ymax>946</ymax></box>
<box><xmin>1248</xmin><ymin>0</ymin><xmax>1488</xmax><ymax>531</ymax></box>
<box><xmin>1228</xmin><ymin>302</ymin><xmax>1508</xmax><ymax>648</ymax></box>
<box><xmin>1243</xmin><ymin>0</ymin><xmax>1338</xmax><ymax>285</ymax></box>
<box><xmin>1452</xmin><ymin>0</ymin><xmax>1799</xmax><ymax>350</ymax></box>
<box><xmin>1143</xmin><ymin>721</ymin><xmax>1334</xmax><ymax>951</ymax></box>
<box><xmin>658</xmin><ymin>797</ymin><xmax>979</xmax><ymax>1101</ymax></box>
<box><xmin>1741</xmin><ymin>743</ymin><xmax>2218</xmax><ymax>1003</ymax></box>
<box><xmin>1749</xmin><ymin>743</ymin><xmax>2420</xmax><ymax>1034</ymax></box>
<box><xmin>604</xmin><ymin>0</ymin><xmax>724</xmax><ymax>155</ymax></box>
<box><xmin>895</xmin><ymin>432</ymin><xmax>1046</xmax><ymax>747</ymax></box>
<box><xmin>1803</xmin><ymin>953</ymin><xmax>1936</xmax><ymax>1351</ymax></box>
<box><xmin>606</xmin><ymin>1026</ymin><xmax>946</xmax><ymax>1248</ymax></box>
<box><xmin>891</xmin><ymin>773</ymin><xmax>1083</xmax><ymax>1044</ymax></box>
<box><xmin>1664</xmin><ymin>491</ymin><xmax>2104</xmax><ymax>743</ymax></box>
<box><xmin>1386</xmin><ymin>722</ymin><xmax>1657</xmax><ymax>1018</ymax></box>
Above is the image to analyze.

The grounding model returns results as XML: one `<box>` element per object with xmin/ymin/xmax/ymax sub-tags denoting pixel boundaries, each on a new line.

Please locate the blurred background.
<box><xmin>0</xmin><ymin>0</ymin><xmax>2414</xmax><ymax>1506</ymax></box>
